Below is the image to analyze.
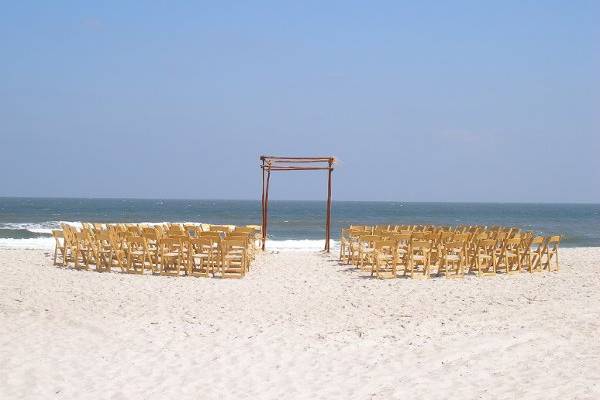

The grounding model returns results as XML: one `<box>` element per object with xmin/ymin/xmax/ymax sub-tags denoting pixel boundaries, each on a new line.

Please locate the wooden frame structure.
<box><xmin>260</xmin><ymin>155</ymin><xmax>336</xmax><ymax>252</ymax></box>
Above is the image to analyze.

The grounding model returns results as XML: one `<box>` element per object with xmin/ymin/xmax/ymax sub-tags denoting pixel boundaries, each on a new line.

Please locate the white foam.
<box><xmin>0</xmin><ymin>237</ymin><xmax>54</xmax><ymax>250</ymax></box>
<box><xmin>0</xmin><ymin>221</ymin><xmax>70</xmax><ymax>235</ymax></box>
<box><xmin>0</xmin><ymin>220</ymin><xmax>339</xmax><ymax>252</ymax></box>
<box><xmin>267</xmin><ymin>239</ymin><xmax>339</xmax><ymax>251</ymax></box>
<box><xmin>0</xmin><ymin>223</ymin><xmax>50</xmax><ymax>233</ymax></box>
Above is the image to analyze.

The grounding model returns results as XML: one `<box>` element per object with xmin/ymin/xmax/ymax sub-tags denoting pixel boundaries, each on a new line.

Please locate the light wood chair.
<box><xmin>372</xmin><ymin>239</ymin><xmax>397</xmax><ymax>279</ymax></box>
<box><xmin>496</xmin><ymin>237</ymin><xmax>522</xmax><ymax>274</ymax></box>
<box><xmin>339</xmin><ymin>228</ymin><xmax>350</xmax><ymax>263</ymax></box>
<box><xmin>544</xmin><ymin>236</ymin><xmax>560</xmax><ymax>272</ymax></box>
<box><xmin>408</xmin><ymin>240</ymin><xmax>433</xmax><ymax>279</ymax></box>
<box><xmin>187</xmin><ymin>238</ymin><xmax>214</xmax><ymax>277</ymax></box>
<box><xmin>127</xmin><ymin>225</ymin><xmax>142</xmax><ymax>237</ymax></box>
<box><xmin>142</xmin><ymin>228</ymin><xmax>161</xmax><ymax>273</ymax></box>
<box><xmin>93</xmin><ymin>231</ymin><xmax>114</xmax><ymax>272</ymax></box>
<box><xmin>526</xmin><ymin>236</ymin><xmax>547</xmax><ymax>272</ymax></box>
<box><xmin>159</xmin><ymin>238</ymin><xmax>184</xmax><ymax>276</ymax></box>
<box><xmin>227</xmin><ymin>231</ymin><xmax>255</xmax><ymax>266</ymax></box>
<box><xmin>166</xmin><ymin>224</ymin><xmax>184</xmax><ymax>237</ymax></box>
<box><xmin>220</xmin><ymin>238</ymin><xmax>248</xmax><ymax>278</ymax></box>
<box><xmin>111</xmin><ymin>230</ymin><xmax>129</xmax><ymax>272</ymax></box>
<box><xmin>438</xmin><ymin>240</ymin><xmax>466</xmax><ymax>278</ymax></box>
<box><xmin>184</xmin><ymin>224</ymin><xmax>198</xmax><ymax>238</ymax></box>
<box><xmin>51</xmin><ymin>230</ymin><xmax>67</xmax><ymax>266</ymax></box>
<box><xmin>210</xmin><ymin>225</ymin><xmax>231</xmax><ymax>234</ymax></box>
<box><xmin>355</xmin><ymin>235</ymin><xmax>379</xmax><ymax>271</ymax></box>
<box><xmin>73</xmin><ymin>231</ymin><xmax>92</xmax><ymax>269</ymax></box>
<box><xmin>474</xmin><ymin>239</ymin><xmax>497</xmax><ymax>276</ymax></box>
<box><xmin>126</xmin><ymin>237</ymin><xmax>150</xmax><ymax>274</ymax></box>
<box><xmin>392</xmin><ymin>233</ymin><xmax>411</xmax><ymax>276</ymax></box>
<box><xmin>60</xmin><ymin>224</ymin><xmax>78</xmax><ymax>267</ymax></box>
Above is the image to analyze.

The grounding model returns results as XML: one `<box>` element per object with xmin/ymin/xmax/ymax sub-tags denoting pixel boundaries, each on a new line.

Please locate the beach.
<box><xmin>1</xmin><ymin>247</ymin><xmax>599</xmax><ymax>399</ymax></box>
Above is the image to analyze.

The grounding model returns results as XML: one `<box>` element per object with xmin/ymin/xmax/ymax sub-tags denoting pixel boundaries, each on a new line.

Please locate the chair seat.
<box><xmin>444</xmin><ymin>254</ymin><xmax>460</xmax><ymax>261</ymax></box>
<box><xmin>227</xmin><ymin>249</ymin><xmax>244</xmax><ymax>254</ymax></box>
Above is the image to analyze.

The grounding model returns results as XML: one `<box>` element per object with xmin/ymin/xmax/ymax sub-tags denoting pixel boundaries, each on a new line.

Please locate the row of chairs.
<box><xmin>339</xmin><ymin>224</ymin><xmax>560</xmax><ymax>279</ymax></box>
<box><xmin>52</xmin><ymin>223</ymin><xmax>262</xmax><ymax>278</ymax></box>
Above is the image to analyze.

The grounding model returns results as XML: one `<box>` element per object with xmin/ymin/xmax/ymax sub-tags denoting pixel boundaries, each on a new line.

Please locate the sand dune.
<box><xmin>1</xmin><ymin>248</ymin><xmax>599</xmax><ymax>399</ymax></box>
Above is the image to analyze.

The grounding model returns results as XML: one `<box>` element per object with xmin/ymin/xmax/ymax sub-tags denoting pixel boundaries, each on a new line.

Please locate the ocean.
<box><xmin>0</xmin><ymin>197</ymin><xmax>598</xmax><ymax>249</ymax></box>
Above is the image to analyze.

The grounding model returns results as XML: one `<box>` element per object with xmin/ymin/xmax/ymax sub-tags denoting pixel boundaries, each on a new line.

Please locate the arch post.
<box><xmin>260</xmin><ymin>156</ymin><xmax>336</xmax><ymax>252</ymax></box>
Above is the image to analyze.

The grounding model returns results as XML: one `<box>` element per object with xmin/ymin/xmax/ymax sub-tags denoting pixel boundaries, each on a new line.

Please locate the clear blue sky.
<box><xmin>1</xmin><ymin>1</ymin><xmax>598</xmax><ymax>202</ymax></box>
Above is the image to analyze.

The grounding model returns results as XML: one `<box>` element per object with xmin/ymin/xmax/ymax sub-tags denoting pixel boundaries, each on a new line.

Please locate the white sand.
<box><xmin>1</xmin><ymin>248</ymin><xmax>599</xmax><ymax>399</ymax></box>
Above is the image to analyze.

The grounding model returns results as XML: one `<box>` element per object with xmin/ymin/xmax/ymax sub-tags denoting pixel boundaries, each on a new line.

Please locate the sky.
<box><xmin>1</xmin><ymin>1</ymin><xmax>598</xmax><ymax>202</ymax></box>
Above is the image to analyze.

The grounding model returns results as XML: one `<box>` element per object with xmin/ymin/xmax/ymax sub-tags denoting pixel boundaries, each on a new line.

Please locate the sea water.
<box><xmin>0</xmin><ymin>197</ymin><xmax>598</xmax><ymax>249</ymax></box>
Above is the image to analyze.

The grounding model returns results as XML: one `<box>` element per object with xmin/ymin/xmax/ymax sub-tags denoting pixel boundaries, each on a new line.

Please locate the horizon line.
<box><xmin>0</xmin><ymin>195</ymin><xmax>598</xmax><ymax>205</ymax></box>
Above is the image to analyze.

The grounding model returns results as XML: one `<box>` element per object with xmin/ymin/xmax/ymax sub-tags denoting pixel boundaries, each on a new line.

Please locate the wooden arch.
<box><xmin>260</xmin><ymin>155</ymin><xmax>336</xmax><ymax>252</ymax></box>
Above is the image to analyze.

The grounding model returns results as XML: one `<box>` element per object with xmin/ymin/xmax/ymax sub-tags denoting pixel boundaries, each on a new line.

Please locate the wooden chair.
<box><xmin>142</xmin><ymin>228</ymin><xmax>161</xmax><ymax>273</ymax></box>
<box><xmin>191</xmin><ymin>226</ymin><xmax>205</xmax><ymax>239</ymax></box>
<box><xmin>493</xmin><ymin>231</ymin><xmax>508</xmax><ymax>242</ymax></box>
<box><xmin>127</xmin><ymin>225</ymin><xmax>142</xmax><ymax>237</ymax></box>
<box><xmin>339</xmin><ymin>228</ymin><xmax>350</xmax><ymax>263</ymax></box>
<box><xmin>437</xmin><ymin>231</ymin><xmax>454</xmax><ymax>245</ymax></box>
<box><xmin>60</xmin><ymin>224</ymin><xmax>78</xmax><ymax>267</ymax></box>
<box><xmin>166</xmin><ymin>224</ymin><xmax>184</xmax><ymax>238</ymax></box>
<box><xmin>544</xmin><ymin>236</ymin><xmax>560</xmax><ymax>272</ymax></box>
<box><xmin>93</xmin><ymin>231</ymin><xmax>114</xmax><ymax>272</ymax></box>
<box><xmin>198</xmin><ymin>231</ymin><xmax>223</xmax><ymax>240</ymax></box>
<box><xmin>355</xmin><ymin>235</ymin><xmax>379</xmax><ymax>270</ymax></box>
<box><xmin>526</xmin><ymin>236</ymin><xmax>547</xmax><ymax>272</ymax></box>
<box><xmin>407</xmin><ymin>240</ymin><xmax>433</xmax><ymax>279</ymax></box>
<box><xmin>184</xmin><ymin>224</ymin><xmax>198</xmax><ymax>238</ymax></box>
<box><xmin>210</xmin><ymin>225</ymin><xmax>231</xmax><ymax>234</ymax></box>
<box><xmin>496</xmin><ymin>237</ymin><xmax>522</xmax><ymax>274</ymax></box>
<box><xmin>108</xmin><ymin>230</ymin><xmax>128</xmax><ymax>272</ymax></box>
<box><xmin>517</xmin><ymin>234</ymin><xmax>532</xmax><ymax>271</ymax></box>
<box><xmin>243</xmin><ymin>225</ymin><xmax>263</xmax><ymax>248</ymax></box>
<box><xmin>73</xmin><ymin>231</ymin><xmax>92</xmax><ymax>269</ymax></box>
<box><xmin>411</xmin><ymin>232</ymin><xmax>429</xmax><ymax>241</ymax></box>
<box><xmin>126</xmin><ymin>237</ymin><xmax>150</xmax><ymax>274</ymax></box>
<box><xmin>220</xmin><ymin>238</ymin><xmax>247</xmax><ymax>278</ymax></box>
<box><xmin>372</xmin><ymin>239</ymin><xmax>397</xmax><ymax>279</ymax></box>
<box><xmin>438</xmin><ymin>240</ymin><xmax>466</xmax><ymax>278</ymax></box>
<box><xmin>187</xmin><ymin>237</ymin><xmax>214</xmax><ymax>277</ymax></box>
<box><xmin>474</xmin><ymin>239</ymin><xmax>497</xmax><ymax>276</ymax></box>
<box><xmin>82</xmin><ymin>227</ymin><xmax>98</xmax><ymax>268</ymax></box>
<box><xmin>159</xmin><ymin>238</ymin><xmax>184</xmax><ymax>276</ymax></box>
<box><xmin>344</xmin><ymin>229</ymin><xmax>366</xmax><ymax>265</ymax></box>
<box><xmin>51</xmin><ymin>230</ymin><xmax>67</xmax><ymax>266</ymax></box>
<box><xmin>392</xmin><ymin>233</ymin><xmax>411</xmax><ymax>276</ymax></box>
